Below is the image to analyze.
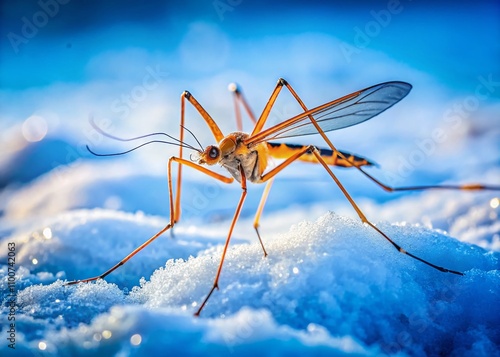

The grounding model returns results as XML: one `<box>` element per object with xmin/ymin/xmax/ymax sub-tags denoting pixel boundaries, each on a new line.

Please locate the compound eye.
<box><xmin>209</xmin><ymin>146</ymin><xmax>219</xmax><ymax>159</ymax></box>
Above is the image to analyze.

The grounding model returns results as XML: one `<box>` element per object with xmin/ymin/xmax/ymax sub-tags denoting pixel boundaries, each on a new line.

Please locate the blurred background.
<box><xmin>0</xmin><ymin>0</ymin><xmax>499</xmax><ymax>226</ymax></box>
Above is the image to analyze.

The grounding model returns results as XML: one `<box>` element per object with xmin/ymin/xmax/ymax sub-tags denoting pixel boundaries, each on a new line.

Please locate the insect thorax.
<box><xmin>219</xmin><ymin>132</ymin><xmax>268</xmax><ymax>183</ymax></box>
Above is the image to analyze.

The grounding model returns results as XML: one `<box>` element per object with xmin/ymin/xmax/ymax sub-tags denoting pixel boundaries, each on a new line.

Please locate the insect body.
<box><xmin>266</xmin><ymin>142</ymin><xmax>374</xmax><ymax>168</ymax></box>
<box><xmin>199</xmin><ymin>135</ymin><xmax>374</xmax><ymax>183</ymax></box>
<box><xmin>68</xmin><ymin>78</ymin><xmax>500</xmax><ymax>317</ymax></box>
<box><xmin>199</xmin><ymin>132</ymin><xmax>269</xmax><ymax>183</ymax></box>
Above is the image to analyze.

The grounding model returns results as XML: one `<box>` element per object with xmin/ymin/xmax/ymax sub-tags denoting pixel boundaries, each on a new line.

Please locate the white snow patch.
<box><xmin>2</xmin><ymin>210</ymin><xmax>499</xmax><ymax>356</ymax></box>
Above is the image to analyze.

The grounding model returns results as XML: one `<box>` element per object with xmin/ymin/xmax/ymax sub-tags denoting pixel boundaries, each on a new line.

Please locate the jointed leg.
<box><xmin>307</xmin><ymin>149</ymin><xmax>464</xmax><ymax>275</ymax></box>
<box><xmin>168</xmin><ymin>156</ymin><xmax>233</xmax><ymax>224</ymax></box>
<box><xmin>175</xmin><ymin>91</ymin><xmax>227</xmax><ymax>224</ymax></box>
<box><xmin>65</xmin><ymin>158</ymin><xmax>234</xmax><ymax>286</ymax></box>
<box><xmin>311</xmin><ymin>132</ymin><xmax>499</xmax><ymax>192</ymax></box>
<box><xmin>230</xmin><ymin>82</ymin><xmax>280</xmax><ymax>256</ymax></box>
<box><xmin>195</xmin><ymin>166</ymin><xmax>248</xmax><ymax>316</ymax></box>
<box><xmin>175</xmin><ymin>93</ymin><xmax>186</xmax><ymax>224</ymax></box>
<box><xmin>65</xmin><ymin>224</ymin><xmax>173</xmax><ymax>285</ymax></box>
<box><xmin>251</xmin><ymin>78</ymin><xmax>310</xmax><ymax>136</ymax></box>
<box><xmin>258</xmin><ymin>145</ymin><xmax>464</xmax><ymax>276</ymax></box>
<box><xmin>276</xmin><ymin>84</ymin><xmax>487</xmax><ymax>271</ymax></box>
<box><xmin>356</xmin><ymin>166</ymin><xmax>500</xmax><ymax>192</ymax></box>
<box><xmin>229</xmin><ymin>83</ymin><xmax>257</xmax><ymax>131</ymax></box>
<box><xmin>251</xmin><ymin>79</ymin><xmax>499</xmax><ymax>193</ymax></box>
<box><xmin>252</xmin><ymin>178</ymin><xmax>274</xmax><ymax>257</ymax></box>
<box><xmin>243</xmin><ymin>78</ymin><xmax>378</xmax><ymax>178</ymax></box>
<box><xmin>288</xmin><ymin>84</ymin><xmax>499</xmax><ymax>192</ymax></box>
<box><xmin>243</xmin><ymin>79</ymin><xmax>314</xmax><ymax>251</ymax></box>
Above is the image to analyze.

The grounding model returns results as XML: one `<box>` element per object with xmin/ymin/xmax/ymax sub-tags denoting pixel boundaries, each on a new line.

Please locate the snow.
<box><xmin>1</xmin><ymin>2</ymin><xmax>500</xmax><ymax>356</ymax></box>
<box><xmin>2</xmin><ymin>207</ymin><xmax>500</xmax><ymax>356</ymax></box>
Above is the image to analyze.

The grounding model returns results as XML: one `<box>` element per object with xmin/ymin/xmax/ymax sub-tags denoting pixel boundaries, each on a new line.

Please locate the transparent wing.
<box><xmin>247</xmin><ymin>81</ymin><xmax>412</xmax><ymax>144</ymax></box>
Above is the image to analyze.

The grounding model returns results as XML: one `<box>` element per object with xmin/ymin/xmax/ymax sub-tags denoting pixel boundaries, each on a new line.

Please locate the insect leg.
<box><xmin>251</xmin><ymin>78</ymin><xmax>288</xmax><ymax>136</ymax></box>
<box><xmin>256</xmin><ymin>80</ymin><xmax>382</xmax><ymax>182</ymax></box>
<box><xmin>175</xmin><ymin>91</ymin><xmax>227</xmax><ymax>224</ymax></box>
<box><xmin>276</xmin><ymin>99</ymin><xmax>470</xmax><ymax>273</ymax></box>
<box><xmin>65</xmin><ymin>159</ymin><xmax>233</xmax><ymax>286</ymax></box>
<box><xmin>276</xmin><ymin>85</ymin><xmax>500</xmax><ymax>193</ymax></box>
<box><xmin>229</xmin><ymin>83</ymin><xmax>270</xmax><ymax>255</ymax></box>
<box><xmin>229</xmin><ymin>82</ymin><xmax>257</xmax><ymax>131</ymax></box>
<box><xmin>251</xmin><ymin>77</ymin><xmax>318</xmax><ymax>137</ymax></box>
<box><xmin>194</xmin><ymin>166</ymin><xmax>247</xmax><ymax>316</ymax></box>
<box><xmin>308</xmin><ymin>148</ymin><xmax>464</xmax><ymax>275</ymax></box>
<box><xmin>64</xmin><ymin>224</ymin><xmax>173</xmax><ymax>285</ymax></box>
<box><xmin>258</xmin><ymin>145</ymin><xmax>464</xmax><ymax>276</ymax></box>
<box><xmin>168</xmin><ymin>156</ymin><xmax>234</xmax><ymax>224</ymax></box>
<box><xmin>252</xmin><ymin>178</ymin><xmax>274</xmax><ymax>257</ymax></box>
<box><xmin>355</xmin><ymin>166</ymin><xmax>500</xmax><ymax>192</ymax></box>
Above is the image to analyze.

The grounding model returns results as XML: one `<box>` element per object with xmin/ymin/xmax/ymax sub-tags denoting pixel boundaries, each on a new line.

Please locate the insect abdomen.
<box><xmin>267</xmin><ymin>142</ymin><xmax>375</xmax><ymax>168</ymax></box>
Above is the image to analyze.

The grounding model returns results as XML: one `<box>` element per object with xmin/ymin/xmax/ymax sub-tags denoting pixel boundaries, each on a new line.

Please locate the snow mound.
<box><xmin>1</xmin><ymin>209</ymin><xmax>232</xmax><ymax>289</ymax></box>
<box><xmin>2</xmin><ymin>210</ymin><xmax>499</xmax><ymax>356</ymax></box>
<box><xmin>131</xmin><ymin>212</ymin><xmax>500</xmax><ymax>356</ymax></box>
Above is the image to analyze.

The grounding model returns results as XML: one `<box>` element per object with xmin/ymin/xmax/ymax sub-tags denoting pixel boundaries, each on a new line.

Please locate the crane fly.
<box><xmin>67</xmin><ymin>78</ymin><xmax>500</xmax><ymax>316</ymax></box>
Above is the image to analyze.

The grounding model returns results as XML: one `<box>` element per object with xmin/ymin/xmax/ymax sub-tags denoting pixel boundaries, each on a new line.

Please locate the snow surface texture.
<box><xmin>2</xmin><ymin>204</ymin><xmax>500</xmax><ymax>356</ymax></box>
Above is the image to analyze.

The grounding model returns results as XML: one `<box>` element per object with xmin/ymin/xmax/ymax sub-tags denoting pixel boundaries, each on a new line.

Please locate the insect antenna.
<box><xmin>181</xmin><ymin>124</ymin><xmax>204</xmax><ymax>151</ymax></box>
<box><xmin>86</xmin><ymin>140</ymin><xmax>198</xmax><ymax>157</ymax></box>
<box><xmin>87</xmin><ymin>116</ymin><xmax>202</xmax><ymax>156</ymax></box>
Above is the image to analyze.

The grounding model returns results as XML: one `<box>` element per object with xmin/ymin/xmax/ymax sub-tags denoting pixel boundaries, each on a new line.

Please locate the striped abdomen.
<box><xmin>267</xmin><ymin>142</ymin><xmax>375</xmax><ymax>168</ymax></box>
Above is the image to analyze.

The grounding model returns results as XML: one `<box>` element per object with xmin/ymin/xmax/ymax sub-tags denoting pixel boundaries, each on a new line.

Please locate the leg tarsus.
<box><xmin>365</xmin><ymin>221</ymin><xmax>464</xmax><ymax>275</ymax></box>
<box><xmin>405</xmin><ymin>251</ymin><xmax>464</xmax><ymax>276</ymax></box>
<box><xmin>252</xmin><ymin>179</ymin><xmax>273</xmax><ymax>257</ymax></box>
<box><xmin>64</xmin><ymin>223</ymin><xmax>173</xmax><ymax>286</ymax></box>
<box><xmin>194</xmin><ymin>284</ymin><xmax>218</xmax><ymax>317</ymax></box>
<box><xmin>253</xmin><ymin>225</ymin><xmax>268</xmax><ymax>257</ymax></box>
<box><xmin>357</xmin><ymin>166</ymin><xmax>500</xmax><ymax>193</ymax></box>
<box><xmin>250</xmin><ymin>81</ymin><xmax>467</xmax><ymax>277</ymax></box>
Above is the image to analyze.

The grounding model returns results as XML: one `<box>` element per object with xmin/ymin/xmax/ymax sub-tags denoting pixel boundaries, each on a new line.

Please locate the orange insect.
<box><xmin>67</xmin><ymin>78</ymin><xmax>500</xmax><ymax>316</ymax></box>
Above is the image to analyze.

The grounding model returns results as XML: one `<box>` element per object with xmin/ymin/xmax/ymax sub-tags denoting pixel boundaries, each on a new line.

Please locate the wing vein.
<box><xmin>244</xmin><ymin>81</ymin><xmax>412</xmax><ymax>144</ymax></box>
